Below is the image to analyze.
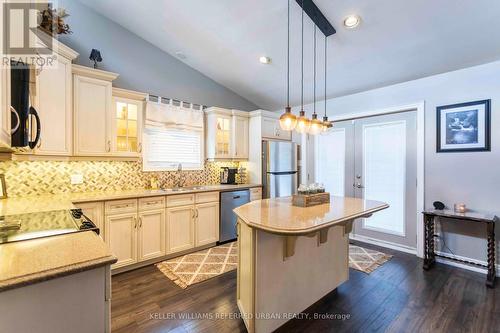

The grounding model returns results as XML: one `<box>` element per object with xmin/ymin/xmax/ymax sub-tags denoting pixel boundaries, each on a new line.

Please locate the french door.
<box><xmin>316</xmin><ymin>111</ymin><xmax>417</xmax><ymax>249</ymax></box>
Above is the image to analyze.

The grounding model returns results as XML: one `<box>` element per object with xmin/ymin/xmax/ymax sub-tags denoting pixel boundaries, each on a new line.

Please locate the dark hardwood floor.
<box><xmin>111</xmin><ymin>242</ymin><xmax>500</xmax><ymax>333</ymax></box>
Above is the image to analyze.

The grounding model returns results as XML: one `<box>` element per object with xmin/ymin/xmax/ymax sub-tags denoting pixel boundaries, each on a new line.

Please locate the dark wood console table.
<box><xmin>422</xmin><ymin>209</ymin><xmax>498</xmax><ymax>288</ymax></box>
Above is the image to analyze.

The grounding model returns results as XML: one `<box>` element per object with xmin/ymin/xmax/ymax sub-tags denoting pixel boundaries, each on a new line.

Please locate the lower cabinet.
<box><xmin>195</xmin><ymin>202</ymin><xmax>219</xmax><ymax>247</ymax></box>
<box><xmin>166</xmin><ymin>206</ymin><xmax>195</xmax><ymax>254</ymax></box>
<box><xmin>138</xmin><ymin>209</ymin><xmax>166</xmax><ymax>261</ymax></box>
<box><xmin>105</xmin><ymin>212</ymin><xmax>138</xmax><ymax>269</ymax></box>
<box><xmin>95</xmin><ymin>191</ymin><xmax>220</xmax><ymax>271</ymax></box>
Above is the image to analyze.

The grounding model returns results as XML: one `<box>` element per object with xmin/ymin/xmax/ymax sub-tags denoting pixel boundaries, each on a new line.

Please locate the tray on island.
<box><xmin>292</xmin><ymin>192</ymin><xmax>330</xmax><ymax>207</ymax></box>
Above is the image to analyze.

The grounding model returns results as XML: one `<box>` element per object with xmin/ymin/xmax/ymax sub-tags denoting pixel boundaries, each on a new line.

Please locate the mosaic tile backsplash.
<box><xmin>0</xmin><ymin>160</ymin><xmax>242</xmax><ymax>198</ymax></box>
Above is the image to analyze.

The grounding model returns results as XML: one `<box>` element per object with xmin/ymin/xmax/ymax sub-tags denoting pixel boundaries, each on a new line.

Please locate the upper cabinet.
<box><xmin>111</xmin><ymin>88</ymin><xmax>146</xmax><ymax>157</ymax></box>
<box><xmin>33</xmin><ymin>35</ymin><xmax>78</xmax><ymax>155</ymax></box>
<box><xmin>72</xmin><ymin>65</ymin><xmax>118</xmax><ymax>156</ymax></box>
<box><xmin>232</xmin><ymin>115</ymin><xmax>249</xmax><ymax>159</ymax></box>
<box><xmin>261</xmin><ymin>115</ymin><xmax>292</xmax><ymax>141</ymax></box>
<box><xmin>205</xmin><ymin>107</ymin><xmax>249</xmax><ymax>160</ymax></box>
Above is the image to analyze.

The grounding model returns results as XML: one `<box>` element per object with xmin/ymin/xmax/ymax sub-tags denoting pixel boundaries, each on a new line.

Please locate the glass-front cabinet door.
<box><xmin>215</xmin><ymin>116</ymin><xmax>231</xmax><ymax>158</ymax></box>
<box><xmin>111</xmin><ymin>90</ymin><xmax>145</xmax><ymax>157</ymax></box>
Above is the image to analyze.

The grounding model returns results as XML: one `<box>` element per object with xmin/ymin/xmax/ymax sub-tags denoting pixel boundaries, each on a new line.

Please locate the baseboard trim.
<box><xmin>434</xmin><ymin>251</ymin><xmax>500</xmax><ymax>277</ymax></box>
<box><xmin>349</xmin><ymin>234</ymin><xmax>417</xmax><ymax>255</ymax></box>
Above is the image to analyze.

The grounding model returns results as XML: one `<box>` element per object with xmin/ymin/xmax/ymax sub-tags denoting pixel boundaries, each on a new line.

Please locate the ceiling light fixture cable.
<box><xmin>296</xmin><ymin>0</ymin><xmax>311</xmax><ymax>134</ymax></box>
<box><xmin>322</xmin><ymin>33</ymin><xmax>332</xmax><ymax>132</ymax></box>
<box><xmin>310</xmin><ymin>25</ymin><xmax>322</xmax><ymax>135</ymax></box>
<box><xmin>279</xmin><ymin>0</ymin><xmax>297</xmax><ymax>130</ymax></box>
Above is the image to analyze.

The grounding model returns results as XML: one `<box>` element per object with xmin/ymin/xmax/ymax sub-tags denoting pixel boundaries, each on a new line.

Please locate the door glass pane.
<box><xmin>316</xmin><ymin>129</ymin><xmax>345</xmax><ymax>196</ymax></box>
<box><xmin>363</xmin><ymin>121</ymin><xmax>406</xmax><ymax>235</ymax></box>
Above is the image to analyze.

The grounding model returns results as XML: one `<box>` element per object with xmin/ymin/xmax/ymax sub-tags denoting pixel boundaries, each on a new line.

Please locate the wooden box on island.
<box><xmin>292</xmin><ymin>192</ymin><xmax>330</xmax><ymax>207</ymax></box>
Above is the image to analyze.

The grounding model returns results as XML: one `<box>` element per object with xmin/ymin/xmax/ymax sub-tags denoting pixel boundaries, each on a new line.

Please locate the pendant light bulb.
<box><xmin>321</xmin><ymin>115</ymin><xmax>332</xmax><ymax>133</ymax></box>
<box><xmin>310</xmin><ymin>113</ymin><xmax>323</xmax><ymax>135</ymax></box>
<box><xmin>280</xmin><ymin>107</ymin><xmax>297</xmax><ymax>131</ymax></box>
<box><xmin>296</xmin><ymin>110</ymin><xmax>311</xmax><ymax>134</ymax></box>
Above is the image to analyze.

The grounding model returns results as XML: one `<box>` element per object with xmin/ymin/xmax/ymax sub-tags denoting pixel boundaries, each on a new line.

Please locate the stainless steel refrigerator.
<box><xmin>262</xmin><ymin>140</ymin><xmax>299</xmax><ymax>198</ymax></box>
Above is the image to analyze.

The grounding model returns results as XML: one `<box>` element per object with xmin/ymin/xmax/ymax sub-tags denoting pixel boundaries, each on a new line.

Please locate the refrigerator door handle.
<box><xmin>267</xmin><ymin>171</ymin><xmax>298</xmax><ymax>175</ymax></box>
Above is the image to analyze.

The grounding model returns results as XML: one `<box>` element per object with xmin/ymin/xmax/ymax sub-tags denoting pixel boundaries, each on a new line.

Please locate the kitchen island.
<box><xmin>234</xmin><ymin>196</ymin><xmax>388</xmax><ymax>333</ymax></box>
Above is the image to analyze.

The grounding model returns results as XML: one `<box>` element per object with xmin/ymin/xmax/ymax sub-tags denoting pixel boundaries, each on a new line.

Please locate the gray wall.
<box><xmin>300</xmin><ymin>60</ymin><xmax>500</xmax><ymax>266</ymax></box>
<box><xmin>57</xmin><ymin>0</ymin><xmax>258</xmax><ymax>111</ymax></box>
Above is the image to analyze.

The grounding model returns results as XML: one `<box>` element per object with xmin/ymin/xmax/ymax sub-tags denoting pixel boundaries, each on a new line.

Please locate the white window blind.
<box><xmin>143</xmin><ymin>99</ymin><xmax>204</xmax><ymax>171</ymax></box>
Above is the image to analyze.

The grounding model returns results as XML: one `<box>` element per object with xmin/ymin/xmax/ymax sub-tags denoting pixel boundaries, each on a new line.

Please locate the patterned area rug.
<box><xmin>349</xmin><ymin>244</ymin><xmax>393</xmax><ymax>273</ymax></box>
<box><xmin>156</xmin><ymin>242</ymin><xmax>392</xmax><ymax>289</ymax></box>
<box><xmin>156</xmin><ymin>242</ymin><xmax>237</xmax><ymax>289</ymax></box>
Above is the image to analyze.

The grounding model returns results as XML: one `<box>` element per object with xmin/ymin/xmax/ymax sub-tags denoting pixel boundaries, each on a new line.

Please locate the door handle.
<box><xmin>233</xmin><ymin>195</ymin><xmax>241</xmax><ymax>199</ymax></box>
<box><xmin>192</xmin><ymin>209</ymin><xmax>196</xmax><ymax>219</ymax></box>
<box><xmin>356</xmin><ymin>183</ymin><xmax>364</xmax><ymax>189</ymax></box>
<box><xmin>28</xmin><ymin>106</ymin><xmax>41</xmax><ymax>149</ymax></box>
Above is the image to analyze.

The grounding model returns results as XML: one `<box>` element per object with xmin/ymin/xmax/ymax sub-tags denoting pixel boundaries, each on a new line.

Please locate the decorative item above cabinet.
<box><xmin>205</xmin><ymin>107</ymin><xmax>249</xmax><ymax>160</ymax></box>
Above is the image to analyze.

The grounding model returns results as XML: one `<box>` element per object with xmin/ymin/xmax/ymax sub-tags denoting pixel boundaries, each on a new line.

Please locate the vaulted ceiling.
<box><xmin>80</xmin><ymin>0</ymin><xmax>500</xmax><ymax>110</ymax></box>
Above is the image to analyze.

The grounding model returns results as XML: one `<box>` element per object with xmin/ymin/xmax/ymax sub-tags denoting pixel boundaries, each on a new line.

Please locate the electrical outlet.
<box><xmin>70</xmin><ymin>174</ymin><xmax>84</xmax><ymax>185</ymax></box>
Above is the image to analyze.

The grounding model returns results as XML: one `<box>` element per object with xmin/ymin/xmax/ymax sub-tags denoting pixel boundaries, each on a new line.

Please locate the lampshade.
<box><xmin>296</xmin><ymin>110</ymin><xmax>311</xmax><ymax>134</ymax></box>
<box><xmin>279</xmin><ymin>107</ymin><xmax>297</xmax><ymax>131</ymax></box>
<box><xmin>309</xmin><ymin>113</ymin><xmax>323</xmax><ymax>135</ymax></box>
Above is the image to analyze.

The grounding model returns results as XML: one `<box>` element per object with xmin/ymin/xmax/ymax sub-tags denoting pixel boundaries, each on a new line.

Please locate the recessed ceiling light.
<box><xmin>259</xmin><ymin>56</ymin><xmax>272</xmax><ymax>64</ymax></box>
<box><xmin>343</xmin><ymin>15</ymin><xmax>361</xmax><ymax>29</ymax></box>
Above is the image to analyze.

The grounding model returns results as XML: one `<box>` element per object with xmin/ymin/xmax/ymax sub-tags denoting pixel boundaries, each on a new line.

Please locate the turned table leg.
<box><xmin>423</xmin><ymin>215</ymin><xmax>435</xmax><ymax>270</ymax></box>
<box><xmin>486</xmin><ymin>222</ymin><xmax>496</xmax><ymax>288</ymax></box>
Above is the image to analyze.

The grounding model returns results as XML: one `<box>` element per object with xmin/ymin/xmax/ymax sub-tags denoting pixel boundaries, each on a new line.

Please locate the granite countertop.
<box><xmin>0</xmin><ymin>184</ymin><xmax>262</xmax><ymax>216</ymax></box>
<box><xmin>234</xmin><ymin>196</ymin><xmax>388</xmax><ymax>235</ymax></box>
<box><xmin>0</xmin><ymin>184</ymin><xmax>260</xmax><ymax>291</ymax></box>
<box><xmin>0</xmin><ymin>231</ymin><xmax>116</xmax><ymax>292</ymax></box>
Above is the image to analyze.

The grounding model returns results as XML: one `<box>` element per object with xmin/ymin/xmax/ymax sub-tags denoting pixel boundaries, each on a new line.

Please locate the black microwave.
<box><xmin>10</xmin><ymin>61</ymin><xmax>41</xmax><ymax>148</ymax></box>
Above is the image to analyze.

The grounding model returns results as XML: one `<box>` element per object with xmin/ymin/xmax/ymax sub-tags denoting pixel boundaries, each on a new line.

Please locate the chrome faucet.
<box><xmin>174</xmin><ymin>163</ymin><xmax>185</xmax><ymax>188</ymax></box>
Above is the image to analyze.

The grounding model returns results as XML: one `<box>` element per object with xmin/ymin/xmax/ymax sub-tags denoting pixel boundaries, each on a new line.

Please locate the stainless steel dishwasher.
<box><xmin>219</xmin><ymin>189</ymin><xmax>250</xmax><ymax>243</ymax></box>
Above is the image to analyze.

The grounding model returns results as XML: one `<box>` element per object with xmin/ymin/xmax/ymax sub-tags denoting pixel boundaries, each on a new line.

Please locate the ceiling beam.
<box><xmin>295</xmin><ymin>0</ymin><xmax>336</xmax><ymax>37</ymax></box>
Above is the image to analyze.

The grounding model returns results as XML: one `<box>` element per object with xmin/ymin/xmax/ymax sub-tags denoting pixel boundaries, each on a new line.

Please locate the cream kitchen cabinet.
<box><xmin>166</xmin><ymin>191</ymin><xmax>220</xmax><ymax>253</ymax></box>
<box><xmin>105</xmin><ymin>197</ymin><xmax>165</xmax><ymax>269</ymax></box>
<box><xmin>73</xmin><ymin>65</ymin><xmax>118</xmax><ymax>156</ymax></box>
<box><xmin>111</xmin><ymin>88</ymin><xmax>147</xmax><ymax>157</ymax></box>
<box><xmin>205</xmin><ymin>107</ymin><xmax>249</xmax><ymax>160</ymax></box>
<box><xmin>138</xmin><ymin>209</ymin><xmax>166</xmax><ymax>261</ymax></box>
<box><xmin>105</xmin><ymin>212</ymin><xmax>138</xmax><ymax>269</ymax></box>
<box><xmin>75</xmin><ymin>201</ymin><xmax>104</xmax><ymax>240</ymax></box>
<box><xmin>261</xmin><ymin>116</ymin><xmax>292</xmax><ymax>141</ymax></box>
<box><xmin>195</xmin><ymin>201</ymin><xmax>219</xmax><ymax>247</ymax></box>
<box><xmin>232</xmin><ymin>115</ymin><xmax>249</xmax><ymax>159</ymax></box>
<box><xmin>32</xmin><ymin>35</ymin><xmax>78</xmax><ymax>155</ymax></box>
<box><xmin>166</xmin><ymin>205</ymin><xmax>195</xmax><ymax>253</ymax></box>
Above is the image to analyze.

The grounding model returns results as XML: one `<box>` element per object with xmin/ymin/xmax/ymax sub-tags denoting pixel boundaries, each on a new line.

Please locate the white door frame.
<box><xmin>314</xmin><ymin>102</ymin><xmax>425</xmax><ymax>258</ymax></box>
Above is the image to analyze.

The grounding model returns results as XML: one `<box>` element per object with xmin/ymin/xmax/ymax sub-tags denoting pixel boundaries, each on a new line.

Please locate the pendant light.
<box><xmin>322</xmin><ymin>34</ymin><xmax>333</xmax><ymax>132</ymax></box>
<box><xmin>309</xmin><ymin>25</ymin><xmax>323</xmax><ymax>136</ymax></box>
<box><xmin>279</xmin><ymin>0</ymin><xmax>297</xmax><ymax>131</ymax></box>
<box><xmin>296</xmin><ymin>0</ymin><xmax>311</xmax><ymax>134</ymax></box>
